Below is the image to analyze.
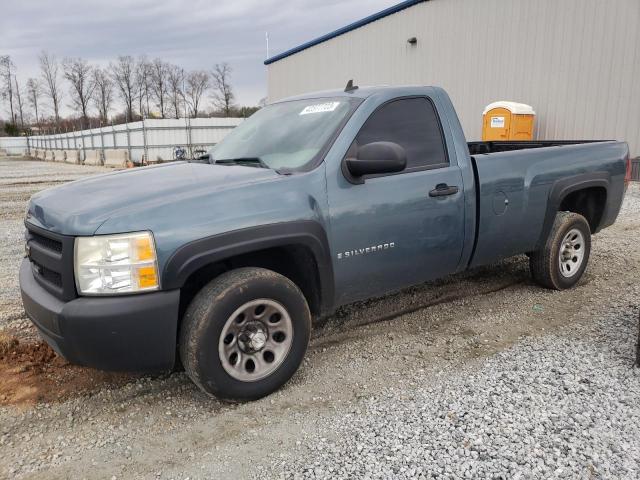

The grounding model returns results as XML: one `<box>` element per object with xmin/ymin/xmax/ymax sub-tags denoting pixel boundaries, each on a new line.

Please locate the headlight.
<box><xmin>74</xmin><ymin>231</ymin><xmax>160</xmax><ymax>295</ymax></box>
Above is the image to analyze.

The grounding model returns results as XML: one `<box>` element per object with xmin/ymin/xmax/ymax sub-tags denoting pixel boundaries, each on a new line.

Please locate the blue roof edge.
<box><xmin>264</xmin><ymin>0</ymin><xmax>427</xmax><ymax>65</ymax></box>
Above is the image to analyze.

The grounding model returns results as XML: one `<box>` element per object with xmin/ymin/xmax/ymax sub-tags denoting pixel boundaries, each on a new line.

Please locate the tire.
<box><xmin>179</xmin><ymin>267</ymin><xmax>311</xmax><ymax>401</ymax></box>
<box><xmin>529</xmin><ymin>211</ymin><xmax>591</xmax><ymax>290</ymax></box>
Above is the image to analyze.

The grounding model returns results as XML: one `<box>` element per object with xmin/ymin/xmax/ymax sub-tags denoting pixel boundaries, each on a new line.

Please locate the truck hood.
<box><xmin>26</xmin><ymin>162</ymin><xmax>279</xmax><ymax>235</ymax></box>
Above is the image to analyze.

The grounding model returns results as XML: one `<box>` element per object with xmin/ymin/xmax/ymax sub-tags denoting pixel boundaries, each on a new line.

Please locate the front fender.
<box><xmin>162</xmin><ymin>220</ymin><xmax>335</xmax><ymax>313</ymax></box>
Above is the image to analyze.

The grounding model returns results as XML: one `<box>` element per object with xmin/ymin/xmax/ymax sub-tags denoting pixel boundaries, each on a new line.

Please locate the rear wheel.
<box><xmin>179</xmin><ymin>267</ymin><xmax>311</xmax><ymax>401</ymax></box>
<box><xmin>529</xmin><ymin>211</ymin><xmax>591</xmax><ymax>290</ymax></box>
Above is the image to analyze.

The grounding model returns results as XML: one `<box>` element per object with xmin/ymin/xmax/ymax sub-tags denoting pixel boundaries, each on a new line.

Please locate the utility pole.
<box><xmin>182</xmin><ymin>69</ymin><xmax>191</xmax><ymax>158</ymax></box>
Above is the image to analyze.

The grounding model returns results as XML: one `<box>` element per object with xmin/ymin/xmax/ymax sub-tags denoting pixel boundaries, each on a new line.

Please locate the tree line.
<box><xmin>0</xmin><ymin>52</ymin><xmax>262</xmax><ymax>135</ymax></box>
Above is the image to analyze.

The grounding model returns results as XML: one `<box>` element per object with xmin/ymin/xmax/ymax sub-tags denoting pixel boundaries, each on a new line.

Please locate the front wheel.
<box><xmin>529</xmin><ymin>211</ymin><xmax>591</xmax><ymax>290</ymax></box>
<box><xmin>179</xmin><ymin>267</ymin><xmax>311</xmax><ymax>401</ymax></box>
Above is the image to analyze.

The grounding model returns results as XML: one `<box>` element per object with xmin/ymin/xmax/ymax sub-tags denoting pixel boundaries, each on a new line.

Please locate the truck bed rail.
<box><xmin>468</xmin><ymin>140</ymin><xmax>612</xmax><ymax>155</ymax></box>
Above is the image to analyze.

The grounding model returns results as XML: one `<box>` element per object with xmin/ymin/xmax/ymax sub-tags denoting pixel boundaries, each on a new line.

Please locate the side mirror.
<box><xmin>344</xmin><ymin>141</ymin><xmax>407</xmax><ymax>183</ymax></box>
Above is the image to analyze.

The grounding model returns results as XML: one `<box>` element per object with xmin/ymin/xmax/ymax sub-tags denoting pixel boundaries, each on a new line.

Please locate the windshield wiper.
<box><xmin>212</xmin><ymin>157</ymin><xmax>269</xmax><ymax>169</ymax></box>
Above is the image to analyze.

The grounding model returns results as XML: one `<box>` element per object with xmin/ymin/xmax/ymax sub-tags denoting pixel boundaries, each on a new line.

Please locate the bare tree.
<box><xmin>0</xmin><ymin>55</ymin><xmax>15</xmax><ymax>123</ymax></box>
<box><xmin>93</xmin><ymin>68</ymin><xmax>114</xmax><ymax>123</ymax></box>
<box><xmin>185</xmin><ymin>70</ymin><xmax>209</xmax><ymax>117</ymax></box>
<box><xmin>210</xmin><ymin>62</ymin><xmax>235</xmax><ymax>116</ymax></box>
<box><xmin>63</xmin><ymin>57</ymin><xmax>95</xmax><ymax>128</ymax></box>
<box><xmin>39</xmin><ymin>51</ymin><xmax>62</xmax><ymax>123</ymax></box>
<box><xmin>167</xmin><ymin>65</ymin><xmax>184</xmax><ymax>119</ymax></box>
<box><xmin>135</xmin><ymin>56</ymin><xmax>152</xmax><ymax>117</ymax></box>
<box><xmin>13</xmin><ymin>77</ymin><xmax>24</xmax><ymax>127</ymax></box>
<box><xmin>110</xmin><ymin>55</ymin><xmax>137</xmax><ymax>121</ymax></box>
<box><xmin>26</xmin><ymin>78</ymin><xmax>42</xmax><ymax>125</ymax></box>
<box><xmin>150</xmin><ymin>58</ymin><xmax>168</xmax><ymax>118</ymax></box>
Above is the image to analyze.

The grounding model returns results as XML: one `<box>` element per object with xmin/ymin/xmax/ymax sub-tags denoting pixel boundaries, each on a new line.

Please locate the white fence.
<box><xmin>0</xmin><ymin>136</ymin><xmax>28</xmax><ymax>155</ymax></box>
<box><xmin>0</xmin><ymin>117</ymin><xmax>243</xmax><ymax>163</ymax></box>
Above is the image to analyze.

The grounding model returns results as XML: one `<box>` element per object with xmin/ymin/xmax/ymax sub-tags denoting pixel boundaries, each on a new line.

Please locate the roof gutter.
<box><xmin>264</xmin><ymin>0</ymin><xmax>427</xmax><ymax>65</ymax></box>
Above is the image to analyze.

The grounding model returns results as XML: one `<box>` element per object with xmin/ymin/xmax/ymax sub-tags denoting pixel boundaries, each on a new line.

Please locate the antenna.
<box><xmin>344</xmin><ymin>79</ymin><xmax>358</xmax><ymax>92</ymax></box>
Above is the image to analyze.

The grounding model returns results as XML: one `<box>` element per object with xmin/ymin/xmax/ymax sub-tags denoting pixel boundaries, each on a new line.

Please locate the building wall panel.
<box><xmin>267</xmin><ymin>0</ymin><xmax>640</xmax><ymax>155</ymax></box>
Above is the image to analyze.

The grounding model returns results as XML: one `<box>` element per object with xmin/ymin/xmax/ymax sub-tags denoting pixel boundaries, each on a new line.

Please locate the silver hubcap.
<box><xmin>218</xmin><ymin>299</ymin><xmax>293</xmax><ymax>382</ymax></box>
<box><xmin>558</xmin><ymin>228</ymin><xmax>585</xmax><ymax>278</ymax></box>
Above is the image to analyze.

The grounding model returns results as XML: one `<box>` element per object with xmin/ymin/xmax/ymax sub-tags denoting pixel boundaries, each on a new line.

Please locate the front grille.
<box><xmin>31</xmin><ymin>260</ymin><xmax>63</xmax><ymax>287</ymax></box>
<box><xmin>29</xmin><ymin>231</ymin><xmax>62</xmax><ymax>253</ymax></box>
<box><xmin>25</xmin><ymin>223</ymin><xmax>76</xmax><ymax>301</ymax></box>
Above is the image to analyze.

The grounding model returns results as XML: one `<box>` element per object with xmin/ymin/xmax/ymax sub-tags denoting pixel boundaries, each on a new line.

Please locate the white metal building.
<box><xmin>265</xmin><ymin>0</ymin><xmax>640</xmax><ymax>156</ymax></box>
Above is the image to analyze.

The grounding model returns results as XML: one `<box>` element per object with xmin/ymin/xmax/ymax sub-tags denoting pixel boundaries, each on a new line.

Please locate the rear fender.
<box><xmin>536</xmin><ymin>172</ymin><xmax>610</xmax><ymax>248</ymax></box>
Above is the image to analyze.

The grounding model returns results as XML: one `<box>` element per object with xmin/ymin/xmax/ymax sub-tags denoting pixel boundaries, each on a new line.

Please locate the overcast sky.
<box><xmin>1</xmin><ymin>0</ymin><xmax>397</xmax><ymax>117</ymax></box>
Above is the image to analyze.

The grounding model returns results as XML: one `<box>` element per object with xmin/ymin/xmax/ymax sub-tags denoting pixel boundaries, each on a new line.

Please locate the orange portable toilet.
<box><xmin>482</xmin><ymin>101</ymin><xmax>535</xmax><ymax>141</ymax></box>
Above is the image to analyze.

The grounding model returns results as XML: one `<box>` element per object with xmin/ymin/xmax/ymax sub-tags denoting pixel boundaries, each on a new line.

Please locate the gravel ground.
<box><xmin>261</xmin><ymin>313</ymin><xmax>640</xmax><ymax>480</ymax></box>
<box><xmin>0</xmin><ymin>156</ymin><xmax>639</xmax><ymax>480</ymax></box>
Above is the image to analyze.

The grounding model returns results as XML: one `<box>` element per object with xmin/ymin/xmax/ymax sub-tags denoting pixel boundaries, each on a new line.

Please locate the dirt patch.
<box><xmin>0</xmin><ymin>332</ymin><xmax>135</xmax><ymax>407</ymax></box>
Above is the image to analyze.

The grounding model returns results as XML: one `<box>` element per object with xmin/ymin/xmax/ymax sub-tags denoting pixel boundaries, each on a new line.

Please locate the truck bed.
<box><xmin>468</xmin><ymin>140</ymin><xmax>612</xmax><ymax>155</ymax></box>
<box><xmin>467</xmin><ymin>140</ymin><xmax>628</xmax><ymax>268</ymax></box>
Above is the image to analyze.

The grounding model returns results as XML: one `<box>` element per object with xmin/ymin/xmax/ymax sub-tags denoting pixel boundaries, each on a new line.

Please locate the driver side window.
<box><xmin>355</xmin><ymin>97</ymin><xmax>448</xmax><ymax>171</ymax></box>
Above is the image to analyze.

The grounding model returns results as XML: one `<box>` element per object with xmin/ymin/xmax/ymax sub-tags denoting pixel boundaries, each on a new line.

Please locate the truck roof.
<box><xmin>274</xmin><ymin>85</ymin><xmax>436</xmax><ymax>103</ymax></box>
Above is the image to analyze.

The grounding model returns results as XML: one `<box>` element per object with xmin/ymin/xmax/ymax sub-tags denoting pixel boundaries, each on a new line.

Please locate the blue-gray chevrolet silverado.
<box><xmin>20</xmin><ymin>85</ymin><xmax>632</xmax><ymax>400</ymax></box>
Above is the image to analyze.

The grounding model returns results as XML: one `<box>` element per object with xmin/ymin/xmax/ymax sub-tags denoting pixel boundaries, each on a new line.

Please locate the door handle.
<box><xmin>429</xmin><ymin>183</ymin><xmax>459</xmax><ymax>197</ymax></box>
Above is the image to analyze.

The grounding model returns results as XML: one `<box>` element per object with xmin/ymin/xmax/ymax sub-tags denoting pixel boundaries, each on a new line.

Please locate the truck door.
<box><xmin>327</xmin><ymin>97</ymin><xmax>465</xmax><ymax>305</ymax></box>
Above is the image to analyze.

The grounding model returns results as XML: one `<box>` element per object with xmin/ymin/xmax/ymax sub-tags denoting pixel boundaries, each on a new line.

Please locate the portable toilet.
<box><xmin>482</xmin><ymin>101</ymin><xmax>535</xmax><ymax>141</ymax></box>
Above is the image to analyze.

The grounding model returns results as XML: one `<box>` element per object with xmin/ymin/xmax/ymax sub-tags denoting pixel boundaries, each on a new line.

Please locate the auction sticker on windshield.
<box><xmin>299</xmin><ymin>102</ymin><xmax>341</xmax><ymax>115</ymax></box>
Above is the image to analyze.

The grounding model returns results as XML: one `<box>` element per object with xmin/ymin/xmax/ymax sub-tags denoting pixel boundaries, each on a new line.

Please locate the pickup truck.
<box><xmin>20</xmin><ymin>85</ymin><xmax>631</xmax><ymax>401</ymax></box>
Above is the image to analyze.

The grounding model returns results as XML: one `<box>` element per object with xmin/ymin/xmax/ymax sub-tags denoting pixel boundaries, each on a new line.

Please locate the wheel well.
<box><xmin>559</xmin><ymin>186</ymin><xmax>606</xmax><ymax>232</ymax></box>
<box><xmin>177</xmin><ymin>245</ymin><xmax>323</xmax><ymax>323</ymax></box>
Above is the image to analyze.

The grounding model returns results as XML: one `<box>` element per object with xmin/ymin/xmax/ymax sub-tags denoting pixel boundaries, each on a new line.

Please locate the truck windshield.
<box><xmin>209</xmin><ymin>97</ymin><xmax>359</xmax><ymax>171</ymax></box>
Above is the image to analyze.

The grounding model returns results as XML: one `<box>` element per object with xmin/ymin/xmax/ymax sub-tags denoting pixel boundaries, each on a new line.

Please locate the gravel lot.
<box><xmin>1</xmin><ymin>156</ymin><xmax>639</xmax><ymax>479</ymax></box>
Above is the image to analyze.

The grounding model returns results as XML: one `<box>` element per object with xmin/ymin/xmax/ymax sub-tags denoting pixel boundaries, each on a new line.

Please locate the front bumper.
<box><xmin>19</xmin><ymin>258</ymin><xmax>180</xmax><ymax>372</ymax></box>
